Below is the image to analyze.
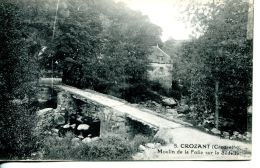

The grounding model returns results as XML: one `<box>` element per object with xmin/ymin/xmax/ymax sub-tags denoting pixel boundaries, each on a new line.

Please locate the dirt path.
<box><xmin>133</xmin><ymin>127</ymin><xmax>251</xmax><ymax>160</ymax></box>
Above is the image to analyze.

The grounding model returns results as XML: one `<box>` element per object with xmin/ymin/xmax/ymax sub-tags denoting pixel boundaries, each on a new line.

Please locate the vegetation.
<box><xmin>40</xmin><ymin>133</ymin><xmax>164</xmax><ymax>160</ymax></box>
<box><xmin>0</xmin><ymin>0</ymin><xmax>253</xmax><ymax>160</ymax></box>
<box><xmin>166</xmin><ymin>0</ymin><xmax>252</xmax><ymax>132</ymax></box>
<box><xmin>0</xmin><ymin>0</ymin><xmax>40</xmax><ymax>158</ymax></box>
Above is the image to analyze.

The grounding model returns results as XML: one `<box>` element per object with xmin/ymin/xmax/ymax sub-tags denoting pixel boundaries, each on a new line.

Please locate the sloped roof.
<box><xmin>148</xmin><ymin>45</ymin><xmax>172</xmax><ymax>64</ymax></box>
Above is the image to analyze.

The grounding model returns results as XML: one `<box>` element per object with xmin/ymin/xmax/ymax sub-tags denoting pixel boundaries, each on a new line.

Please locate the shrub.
<box><xmin>41</xmin><ymin>132</ymin><xmax>80</xmax><ymax>160</ymax></box>
<box><xmin>0</xmin><ymin>104</ymin><xmax>38</xmax><ymax>159</ymax></box>
<box><xmin>130</xmin><ymin>134</ymin><xmax>150</xmax><ymax>152</ymax></box>
<box><xmin>41</xmin><ymin>133</ymin><xmax>134</xmax><ymax>160</ymax></box>
<box><xmin>79</xmin><ymin>134</ymin><xmax>133</xmax><ymax>160</ymax></box>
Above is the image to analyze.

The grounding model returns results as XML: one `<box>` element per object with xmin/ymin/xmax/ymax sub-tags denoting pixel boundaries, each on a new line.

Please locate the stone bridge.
<box><xmin>38</xmin><ymin>78</ymin><xmax>184</xmax><ymax>138</ymax></box>
<box><xmin>37</xmin><ymin>78</ymin><xmax>251</xmax><ymax>160</ymax></box>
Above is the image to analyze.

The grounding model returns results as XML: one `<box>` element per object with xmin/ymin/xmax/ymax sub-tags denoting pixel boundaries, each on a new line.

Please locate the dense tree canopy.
<box><xmin>171</xmin><ymin>0</ymin><xmax>252</xmax><ymax>132</ymax></box>
<box><xmin>0</xmin><ymin>0</ymin><xmax>40</xmax><ymax>158</ymax></box>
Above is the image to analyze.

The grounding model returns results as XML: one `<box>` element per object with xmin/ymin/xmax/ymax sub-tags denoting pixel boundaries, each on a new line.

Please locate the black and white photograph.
<box><xmin>0</xmin><ymin>0</ymin><xmax>253</xmax><ymax>161</ymax></box>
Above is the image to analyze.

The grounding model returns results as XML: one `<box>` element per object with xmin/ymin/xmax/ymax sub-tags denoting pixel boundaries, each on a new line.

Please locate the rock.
<box><xmin>77</xmin><ymin>124</ymin><xmax>90</xmax><ymax>130</ymax></box>
<box><xmin>247</xmin><ymin>105</ymin><xmax>252</xmax><ymax>114</ymax></box>
<box><xmin>37</xmin><ymin>108</ymin><xmax>53</xmax><ymax>116</ymax></box>
<box><xmin>145</xmin><ymin>143</ymin><xmax>156</xmax><ymax>149</ymax></box>
<box><xmin>82</xmin><ymin>137</ymin><xmax>92</xmax><ymax>144</ymax></box>
<box><xmin>115</xmin><ymin>116</ymin><xmax>125</xmax><ymax>122</ymax></box>
<box><xmin>237</xmin><ymin>134</ymin><xmax>243</xmax><ymax>139</ymax></box>
<box><xmin>77</xmin><ymin>116</ymin><xmax>83</xmax><ymax>123</ymax></box>
<box><xmin>72</xmin><ymin>137</ymin><xmax>80</xmax><ymax>142</ymax></box>
<box><xmin>211</xmin><ymin>128</ymin><xmax>221</xmax><ymax>135</ymax></box>
<box><xmin>34</xmin><ymin>108</ymin><xmax>56</xmax><ymax>137</ymax></box>
<box><xmin>51</xmin><ymin>128</ymin><xmax>59</xmax><ymax>135</ymax></box>
<box><xmin>72</xmin><ymin>138</ymin><xmax>80</xmax><ymax>146</ymax></box>
<box><xmin>155</xmin><ymin>143</ymin><xmax>161</xmax><ymax>147</ymax></box>
<box><xmin>54</xmin><ymin>115</ymin><xmax>66</xmax><ymax>125</ymax></box>
<box><xmin>162</xmin><ymin>98</ymin><xmax>177</xmax><ymax>107</ymax></box>
<box><xmin>166</xmin><ymin>109</ymin><xmax>178</xmax><ymax>116</ymax></box>
<box><xmin>197</xmin><ymin>123</ymin><xmax>202</xmax><ymax>127</ymax></box>
<box><xmin>222</xmin><ymin>131</ymin><xmax>230</xmax><ymax>139</ymax></box>
<box><xmin>57</xmin><ymin>91</ymin><xmax>77</xmax><ymax>115</ymax></box>
<box><xmin>177</xmin><ymin>105</ymin><xmax>189</xmax><ymax>114</ymax></box>
<box><xmin>133</xmin><ymin>152</ymin><xmax>144</xmax><ymax>160</ymax></box>
<box><xmin>177</xmin><ymin>113</ymin><xmax>185</xmax><ymax>118</ymax></box>
<box><xmin>91</xmin><ymin>137</ymin><xmax>99</xmax><ymax>141</ymax></box>
<box><xmin>138</xmin><ymin>145</ymin><xmax>146</xmax><ymax>151</ymax></box>
<box><xmin>62</xmin><ymin>124</ymin><xmax>70</xmax><ymax>129</ymax></box>
<box><xmin>154</xmin><ymin>128</ymin><xmax>174</xmax><ymax>144</ymax></box>
<box><xmin>208</xmin><ymin>115</ymin><xmax>214</xmax><ymax>119</ymax></box>
<box><xmin>70</xmin><ymin>124</ymin><xmax>76</xmax><ymax>129</ymax></box>
<box><xmin>233</xmin><ymin>131</ymin><xmax>239</xmax><ymax>137</ymax></box>
<box><xmin>245</xmin><ymin>132</ymin><xmax>252</xmax><ymax>138</ymax></box>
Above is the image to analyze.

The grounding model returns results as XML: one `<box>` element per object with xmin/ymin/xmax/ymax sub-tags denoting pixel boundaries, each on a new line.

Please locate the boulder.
<box><xmin>222</xmin><ymin>131</ymin><xmax>230</xmax><ymax>139</ymax></box>
<box><xmin>70</xmin><ymin>124</ymin><xmax>76</xmax><ymax>129</ymax></box>
<box><xmin>161</xmin><ymin>98</ymin><xmax>177</xmax><ymax>107</ymax></box>
<box><xmin>145</xmin><ymin>143</ymin><xmax>156</xmax><ymax>149</ymax></box>
<box><xmin>211</xmin><ymin>128</ymin><xmax>221</xmax><ymax>135</ymax></box>
<box><xmin>245</xmin><ymin>132</ymin><xmax>252</xmax><ymax>139</ymax></box>
<box><xmin>177</xmin><ymin>113</ymin><xmax>185</xmax><ymax>118</ymax></box>
<box><xmin>54</xmin><ymin>114</ymin><xmax>66</xmax><ymax>125</ymax></box>
<box><xmin>34</xmin><ymin>108</ymin><xmax>55</xmax><ymax>137</ymax></box>
<box><xmin>91</xmin><ymin>137</ymin><xmax>100</xmax><ymax>141</ymax></box>
<box><xmin>36</xmin><ymin>108</ymin><xmax>54</xmax><ymax>116</ymax></box>
<box><xmin>72</xmin><ymin>137</ymin><xmax>80</xmax><ymax>142</ymax></box>
<box><xmin>77</xmin><ymin>124</ymin><xmax>90</xmax><ymax>131</ymax></box>
<box><xmin>166</xmin><ymin>109</ymin><xmax>178</xmax><ymax>116</ymax></box>
<box><xmin>62</xmin><ymin>124</ymin><xmax>70</xmax><ymax>129</ymax></box>
<box><xmin>82</xmin><ymin>137</ymin><xmax>92</xmax><ymax>144</ymax></box>
<box><xmin>237</xmin><ymin>134</ymin><xmax>243</xmax><ymax>139</ymax></box>
<box><xmin>177</xmin><ymin>105</ymin><xmax>189</xmax><ymax>114</ymax></box>
<box><xmin>155</xmin><ymin>143</ymin><xmax>161</xmax><ymax>147</ymax></box>
<box><xmin>154</xmin><ymin>128</ymin><xmax>174</xmax><ymax>144</ymax></box>
<box><xmin>138</xmin><ymin>145</ymin><xmax>146</xmax><ymax>151</ymax></box>
<box><xmin>233</xmin><ymin>131</ymin><xmax>239</xmax><ymax>137</ymax></box>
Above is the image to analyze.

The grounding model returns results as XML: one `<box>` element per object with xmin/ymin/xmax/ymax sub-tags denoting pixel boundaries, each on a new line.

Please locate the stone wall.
<box><xmin>35</xmin><ymin>90</ymin><xmax>158</xmax><ymax>141</ymax></box>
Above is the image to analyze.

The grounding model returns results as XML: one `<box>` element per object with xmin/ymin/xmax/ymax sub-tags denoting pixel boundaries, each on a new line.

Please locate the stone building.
<box><xmin>147</xmin><ymin>45</ymin><xmax>173</xmax><ymax>91</ymax></box>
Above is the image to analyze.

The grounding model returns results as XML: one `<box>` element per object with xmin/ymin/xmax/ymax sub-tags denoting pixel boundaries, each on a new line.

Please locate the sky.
<box><xmin>115</xmin><ymin>0</ymin><xmax>195</xmax><ymax>41</ymax></box>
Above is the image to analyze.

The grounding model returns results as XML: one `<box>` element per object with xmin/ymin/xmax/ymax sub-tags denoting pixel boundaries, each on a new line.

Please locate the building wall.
<box><xmin>148</xmin><ymin>63</ymin><xmax>173</xmax><ymax>90</ymax></box>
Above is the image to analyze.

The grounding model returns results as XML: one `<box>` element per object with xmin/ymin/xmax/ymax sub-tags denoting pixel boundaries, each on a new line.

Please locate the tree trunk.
<box><xmin>214</xmin><ymin>80</ymin><xmax>219</xmax><ymax>129</ymax></box>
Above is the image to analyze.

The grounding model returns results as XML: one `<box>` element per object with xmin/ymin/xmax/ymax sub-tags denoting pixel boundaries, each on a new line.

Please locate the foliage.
<box><xmin>42</xmin><ymin>133</ymin><xmax>134</xmax><ymax>160</ymax></box>
<box><xmin>173</xmin><ymin>0</ymin><xmax>252</xmax><ymax>132</ymax></box>
<box><xmin>130</xmin><ymin>134</ymin><xmax>166</xmax><ymax>153</ymax></box>
<box><xmin>0</xmin><ymin>0</ymin><xmax>40</xmax><ymax>159</ymax></box>
<box><xmin>41</xmin><ymin>132</ymin><xmax>166</xmax><ymax>160</ymax></box>
<box><xmin>0</xmin><ymin>103</ymin><xmax>38</xmax><ymax>159</ymax></box>
<box><xmin>38</xmin><ymin>0</ymin><xmax>163</xmax><ymax>102</ymax></box>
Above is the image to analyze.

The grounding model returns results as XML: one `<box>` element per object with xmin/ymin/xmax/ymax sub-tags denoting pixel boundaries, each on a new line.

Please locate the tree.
<box><xmin>0</xmin><ymin>0</ymin><xmax>40</xmax><ymax>158</ymax></box>
<box><xmin>175</xmin><ymin>0</ymin><xmax>252</xmax><ymax>132</ymax></box>
<box><xmin>48</xmin><ymin>0</ymin><xmax>162</xmax><ymax>102</ymax></box>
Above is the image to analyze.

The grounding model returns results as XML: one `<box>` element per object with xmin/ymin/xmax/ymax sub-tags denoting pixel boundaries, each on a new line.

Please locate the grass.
<box><xmin>39</xmin><ymin>132</ymin><xmax>166</xmax><ymax>160</ymax></box>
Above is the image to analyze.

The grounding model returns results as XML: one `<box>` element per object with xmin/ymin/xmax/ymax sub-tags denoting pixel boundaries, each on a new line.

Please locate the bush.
<box><xmin>130</xmin><ymin>134</ymin><xmax>150</xmax><ymax>152</ymax></box>
<box><xmin>41</xmin><ymin>133</ymin><xmax>80</xmax><ymax>160</ymax></box>
<box><xmin>41</xmin><ymin>133</ymin><xmax>134</xmax><ymax>160</ymax></box>
<box><xmin>79</xmin><ymin>134</ymin><xmax>133</xmax><ymax>160</ymax></box>
<box><xmin>0</xmin><ymin>104</ymin><xmax>38</xmax><ymax>159</ymax></box>
<box><xmin>40</xmin><ymin>133</ymin><xmax>166</xmax><ymax>160</ymax></box>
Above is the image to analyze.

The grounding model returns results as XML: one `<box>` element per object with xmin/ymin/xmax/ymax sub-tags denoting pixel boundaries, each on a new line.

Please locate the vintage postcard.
<box><xmin>0</xmin><ymin>0</ymin><xmax>253</xmax><ymax>161</ymax></box>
